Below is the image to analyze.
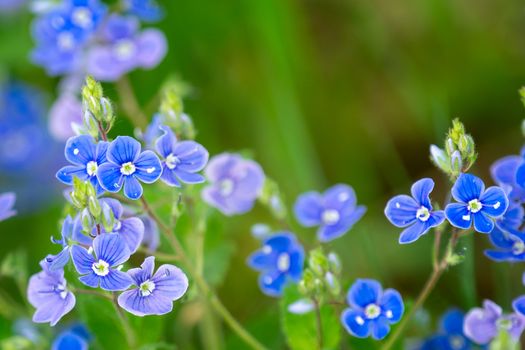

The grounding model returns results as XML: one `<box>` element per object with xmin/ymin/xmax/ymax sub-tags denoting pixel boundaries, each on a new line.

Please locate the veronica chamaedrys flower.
<box><xmin>52</xmin><ymin>324</ymin><xmax>91</xmax><ymax>350</ymax></box>
<box><xmin>86</xmin><ymin>14</ymin><xmax>167</xmax><ymax>82</ymax></box>
<box><xmin>294</xmin><ymin>184</ymin><xmax>366</xmax><ymax>242</ymax></box>
<box><xmin>27</xmin><ymin>260</ymin><xmax>75</xmax><ymax>326</ymax></box>
<box><xmin>341</xmin><ymin>279</ymin><xmax>404</xmax><ymax>340</ymax></box>
<box><xmin>491</xmin><ymin>152</ymin><xmax>525</xmax><ymax>202</ymax></box>
<box><xmin>419</xmin><ymin>309</ymin><xmax>475</xmax><ymax>350</ymax></box>
<box><xmin>484</xmin><ymin>227</ymin><xmax>525</xmax><ymax>262</ymax></box>
<box><xmin>202</xmin><ymin>153</ymin><xmax>265</xmax><ymax>216</ymax></box>
<box><xmin>124</xmin><ymin>0</ymin><xmax>163</xmax><ymax>22</ymax></box>
<box><xmin>384</xmin><ymin>178</ymin><xmax>445</xmax><ymax>244</ymax></box>
<box><xmin>117</xmin><ymin>256</ymin><xmax>188</xmax><ymax>316</ymax></box>
<box><xmin>464</xmin><ymin>300</ymin><xmax>525</xmax><ymax>345</ymax></box>
<box><xmin>97</xmin><ymin>136</ymin><xmax>162</xmax><ymax>200</ymax></box>
<box><xmin>71</xmin><ymin>234</ymin><xmax>133</xmax><ymax>291</ymax></box>
<box><xmin>46</xmin><ymin>215</ymin><xmax>91</xmax><ymax>271</ymax></box>
<box><xmin>155</xmin><ymin>125</ymin><xmax>208</xmax><ymax>187</ymax></box>
<box><xmin>56</xmin><ymin>135</ymin><xmax>108</xmax><ymax>194</ymax></box>
<box><xmin>247</xmin><ymin>232</ymin><xmax>304</xmax><ymax>297</ymax></box>
<box><xmin>445</xmin><ymin>174</ymin><xmax>508</xmax><ymax>233</ymax></box>
<box><xmin>0</xmin><ymin>192</ymin><xmax>16</xmax><ymax>221</ymax></box>
<box><xmin>98</xmin><ymin>198</ymin><xmax>144</xmax><ymax>253</ymax></box>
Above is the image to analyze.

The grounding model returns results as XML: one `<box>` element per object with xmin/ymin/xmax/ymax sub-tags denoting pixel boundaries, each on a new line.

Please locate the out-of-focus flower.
<box><xmin>484</xmin><ymin>227</ymin><xmax>525</xmax><ymax>262</ymax></box>
<box><xmin>49</xmin><ymin>94</ymin><xmax>83</xmax><ymax>141</ymax></box>
<box><xmin>124</xmin><ymin>0</ymin><xmax>163</xmax><ymax>22</ymax></box>
<box><xmin>0</xmin><ymin>0</ymin><xmax>26</xmax><ymax>13</ymax></box>
<box><xmin>0</xmin><ymin>192</ymin><xmax>16</xmax><ymax>221</ymax></box>
<box><xmin>491</xmin><ymin>152</ymin><xmax>525</xmax><ymax>202</ymax></box>
<box><xmin>419</xmin><ymin>309</ymin><xmax>475</xmax><ymax>350</ymax></box>
<box><xmin>51</xmin><ymin>324</ymin><xmax>91</xmax><ymax>350</ymax></box>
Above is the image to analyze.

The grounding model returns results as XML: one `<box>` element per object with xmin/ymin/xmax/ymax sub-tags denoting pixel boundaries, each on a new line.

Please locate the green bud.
<box><xmin>101</xmin><ymin>201</ymin><xmax>115</xmax><ymax>232</ymax></box>
<box><xmin>325</xmin><ymin>272</ymin><xmax>340</xmax><ymax>296</ymax></box>
<box><xmin>259</xmin><ymin>178</ymin><xmax>287</xmax><ymax>220</ymax></box>
<box><xmin>308</xmin><ymin>248</ymin><xmax>329</xmax><ymax>276</ymax></box>
<box><xmin>450</xmin><ymin>150</ymin><xmax>463</xmax><ymax>175</ymax></box>
<box><xmin>82</xmin><ymin>110</ymin><xmax>99</xmax><ymax>138</ymax></box>
<box><xmin>80</xmin><ymin>208</ymin><xmax>94</xmax><ymax>233</ymax></box>
<box><xmin>327</xmin><ymin>252</ymin><xmax>341</xmax><ymax>274</ymax></box>
<box><xmin>430</xmin><ymin>145</ymin><xmax>451</xmax><ymax>174</ymax></box>
<box><xmin>88</xmin><ymin>195</ymin><xmax>101</xmax><ymax>219</ymax></box>
<box><xmin>100</xmin><ymin>97</ymin><xmax>114</xmax><ymax>124</ymax></box>
<box><xmin>445</xmin><ymin>137</ymin><xmax>456</xmax><ymax>156</ymax></box>
<box><xmin>71</xmin><ymin>177</ymin><xmax>87</xmax><ymax>209</ymax></box>
<box><xmin>449</xmin><ymin>119</ymin><xmax>465</xmax><ymax>144</ymax></box>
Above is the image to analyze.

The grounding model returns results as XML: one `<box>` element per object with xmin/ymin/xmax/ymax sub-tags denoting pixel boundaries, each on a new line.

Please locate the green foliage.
<box><xmin>280</xmin><ymin>284</ymin><xmax>341</xmax><ymax>350</ymax></box>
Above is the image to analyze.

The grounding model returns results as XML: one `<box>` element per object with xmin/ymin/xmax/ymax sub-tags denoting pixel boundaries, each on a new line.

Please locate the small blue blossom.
<box><xmin>294</xmin><ymin>184</ymin><xmax>366</xmax><ymax>242</ymax></box>
<box><xmin>341</xmin><ymin>279</ymin><xmax>404</xmax><ymax>340</ymax></box>
<box><xmin>71</xmin><ymin>234</ymin><xmax>133</xmax><ymax>291</ymax></box>
<box><xmin>464</xmin><ymin>300</ymin><xmax>525</xmax><ymax>345</ymax></box>
<box><xmin>0</xmin><ymin>192</ymin><xmax>16</xmax><ymax>221</ymax></box>
<box><xmin>484</xmin><ymin>227</ymin><xmax>525</xmax><ymax>262</ymax></box>
<box><xmin>155</xmin><ymin>125</ymin><xmax>208</xmax><ymax>187</ymax></box>
<box><xmin>384</xmin><ymin>178</ymin><xmax>445</xmax><ymax>244</ymax></box>
<box><xmin>247</xmin><ymin>232</ymin><xmax>304</xmax><ymax>297</ymax></box>
<box><xmin>124</xmin><ymin>0</ymin><xmax>163</xmax><ymax>22</ymax></box>
<box><xmin>97</xmin><ymin>136</ymin><xmax>162</xmax><ymax>200</ymax></box>
<box><xmin>86</xmin><ymin>14</ymin><xmax>167</xmax><ymax>82</ymax></box>
<box><xmin>445</xmin><ymin>174</ymin><xmax>508</xmax><ymax>233</ymax></box>
<box><xmin>27</xmin><ymin>259</ymin><xmax>75</xmax><ymax>326</ymax></box>
<box><xmin>491</xmin><ymin>151</ymin><xmax>525</xmax><ymax>202</ymax></box>
<box><xmin>98</xmin><ymin>198</ymin><xmax>144</xmax><ymax>253</ymax></box>
<box><xmin>419</xmin><ymin>309</ymin><xmax>475</xmax><ymax>350</ymax></box>
<box><xmin>52</xmin><ymin>324</ymin><xmax>91</xmax><ymax>350</ymax></box>
<box><xmin>202</xmin><ymin>153</ymin><xmax>265</xmax><ymax>216</ymax></box>
<box><xmin>117</xmin><ymin>256</ymin><xmax>188</xmax><ymax>316</ymax></box>
<box><xmin>56</xmin><ymin>135</ymin><xmax>109</xmax><ymax>195</ymax></box>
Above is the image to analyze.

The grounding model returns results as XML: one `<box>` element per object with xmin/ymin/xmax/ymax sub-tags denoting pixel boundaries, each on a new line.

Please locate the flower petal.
<box><xmin>410</xmin><ymin>178</ymin><xmax>434</xmax><ymax>208</ymax></box>
<box><xmin>64</xmin><ymin>135</ymin><xmax>96</xmax><ymax>165</ymax></box>
<box><xmin>108</xmin><ymin>136</ymin><xmax>140</xmax><ymax>165</ymax></box>
<box><xmin>93</xmin><ymin>234</ymin><xmax>130</xmax><ymax>267</ymax></box>
<box><xmin>491</xmin><ymin>155</ymin><xmax>521</xmax><ymax>186</ymax></box>
<box><xmin>151</xmin><ymin>264</ymin><xmax>189</xmax><ymax>300</ymax></box>
<box><xmin>79</xmin><ymin>273</ymin><xmax>100</xmax><ymax>288</ymax></box>
<box><xmin>97</xmin><ymin>163</ymin><xmax>124</xmax><ymax>193</ymax></box>
<box><xmin>317</xmin><ymin>206</ymin><xmax>366</xmax><ymax>242</ymax></box>
<box><xmin>488</xmin><ymin>226</ymin><xmax>515</xmax><ymax>249</ymax></box>
<box><xmin>172</xmin><ymin>170</ymin><xmax>205</xmax><ymax>184</ymax></box>
<box><xmin>136</xmin><ymin>29</ymin><xmax>167</xmax><ymax>68</ymax></box>
<box><xmin>258</xmin><ymin>272</ymin><xmax>287</xmax><ymax>297</ymax></box>
<box><xmin>33</xmin><ymin>293</ymin><xmax>75</xmax><ymax>326</ymax></box>
<box><xmin>445</xmin><ymin>203</ymin><xmax>472</xmax><ymax>230</ymax></box>
<box><xmin>56</xmin><ymin>165</ymin><xmax>88</xmax><ymax>184</ymax></box>
<box><xmin>480</xmin><ymin>186</ymin><xmax>509</xmax><ymax>217</ymax></box>
<box><xmin>379</xmin><ymin>289</ymin><xmax>404</xmax><ymax>323</ymax></box>
<box><xmin>127</xmin><ymin>256</ymin><xmax>155</xmax><ymax>285</ymax></box>
<box><xmin>323</xmin><ymin>184</ymin><xmax>357</xmax><ymax>210</ymax></box>
<box><xmin>155</xmin><ymin>125</ymin><xmax>176</xmax><ymax>158</ymax></box>
<box><xmin>117</xmin><ymin>289</ymin><xmax>173</xmax><ymax>316</ymax></box>
<box><xmin>371</xmin><ymin>316</ymin><xmax>390</xmax><ymax>340</ymax></box>
<box><xmin>451</xmin><ymin>173</ymin><xmax>485</xmax><ymax>203</ymax></box>
<box><xmin>341</xmin><ymin>309</ymin><xmax>370</xmax><ymax>338</ymax></box>
<box><xmin>172</xmin><ymin>141</ymin><xmax>209</xmax><ymax>172</ymax></box>
<box><xmin>123</xmin><ymin>176</ymin><xmax>143</xmax><ymax>200</ymax></box>
<box><xmin>398</xmin><ymin>221</ymin><xmax>429</xmax><ymax>244</ymax></box>
<box><xmin>99</xmin><ymin>270</ymin><xmax>133</xmax><ymax>291</ymax></box>
<box><xmin>118</xmin><ymin>217</ymin><xmax>144</xmax><ymax>253</ymax></box>
<box><xmin>71</xmin><ymin>245</ymin><xmax>95</xmax><ymax>275</ymax></box>
<box><xmin>134</xmin><ymin>150</ymin><xmax>162</xmax><ymax>183</ymax></box>
<box><xmin>347</xmin><ymin>279</ymin><xmax>382</xmax><ymax>309</ymax></box>
<box><xmin>160</xmin><ymin>166</ymin><xmax>181</xmax><ymax>187</ymax></box>
<box><xmin>294</xmin><ymin>192</ymin><xmax>323</xmax><ymax>227</ymax></box>
<box><xmin>47</xmin><ymin>248</ymin><xmax>71</xmax><ymax>271</ymax></box>
<box><xmin>384</xmin><ymin>195</ymin><xmax>418</xmax><ymax>228</ymax></box>
<box><xmin>440</xmin><ymin>309</ymin><xmax>464</xmax><ymax>334</ymax></box>
<box><xmin>473</xmin><ymin>212</ymin><xmax>494</xmax><ymax>234</ymax></box>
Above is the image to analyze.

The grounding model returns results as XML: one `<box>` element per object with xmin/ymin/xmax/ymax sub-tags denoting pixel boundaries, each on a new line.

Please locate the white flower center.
<box><xmin>92</xmin><ymin>259</ymin><xmax>110</xmax><ymax>276</ymax></box>
<box><xmin>114</xmin><ymin>40</ymin><xmax>136</xmax><ymax>60</ymax></box>
<box><xmin>467</xmin><ymin>199</ymin><xmax>482</xmax><ymax>213</ymax></box>
<box><xmin>364</xmin><ymin>304</ymin><xmax>381</xmax><ymax>319</ymax></box>
<box><xmin>86</xmin><ymin>161</ymin><xmax>98</xmax><ymax>176</ymax></box>
<box><xmin>120</xmin><ymin>162</ymin><xmax>136</xmax><ymax>175</ymax></box>
<box><xmin>71</xmin><ymin>7</ymin><xmax>93</xmax><ymax>28</ymax></box>
<box><xmin>139</xmin><ymin>280</ymin><xmax>156</xmax><ymax>297</ymax></box>
<box><xmin>322</xmin><ymin>209</ymin><xmax>340</xmax><ymax>225</ymax></box>
<box><xmin>57</xmin><ymin>32</ymin><xmax>75</xmax><ymax>51</ymax></box>
<box><xmin>416</xmin><ymin>206</ymin><xmax>431</xmax><ymax>222</ymax></box>
<box><xmin>219</xmin><ymin>179</ymin><xmax>234</xmax><ymax>196</ymax></box>
<box><xmin>165</xmin><ymin>153</ymin><xmax>180</xmax><ymax>170</ymax></box>
<box><xmin>513</xmin><ymin>241</ymin><xmax>525</xmax><ymax>255</ymax></box>
<box><xmin>277</xmin><ymin>253</ymin><xmax>290</xmax><ymax>272</ymax></box>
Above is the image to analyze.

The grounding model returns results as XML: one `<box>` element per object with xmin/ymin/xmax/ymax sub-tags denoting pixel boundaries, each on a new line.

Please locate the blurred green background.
<box><xmin>2</xmin><ymin>0</ymin><xmax>525</xmax><ymax>348</ymax></box>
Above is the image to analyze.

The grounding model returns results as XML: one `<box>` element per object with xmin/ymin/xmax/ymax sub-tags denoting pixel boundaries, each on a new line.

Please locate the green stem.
<box><xmin>115</xmin><ymin>77</ymin><xmax>149</xmax><ymax>128</ymax></box>
<box><xmin>312</xmin><ymin>298</ymin><xmax>324</xmax><ymax>350</ymax></box>
<box><xmin>140</xmin><ymin>197</ymin><xmax>266</xmax><ymax>350</ymax></box>
<box><xmin>112</xmin><ymin>292</ymin><xmax>138</xmax><ymax>349</ymax></box>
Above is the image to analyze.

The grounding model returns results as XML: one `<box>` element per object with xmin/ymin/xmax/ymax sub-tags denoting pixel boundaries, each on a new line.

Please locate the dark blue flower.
<box><xmin>247</xmin><ymin>232</ymin><xmax>304</xmax><ymax>297</ymax></box>
<box><xmin>341</xmin><ymin>279</ymin><xmax>404</xmax><ymax>340</ymax></box>
<box><xmin>27</xmin><ymin>259</ymin><xmax>75</xmax><ymax>326</ymax></box>
<box><xmin>52</xmin><ymin>324</ymin><xmax>91</xmax><ymax>350</ymax></box>
<box><xmin>294</xmin><ymin>184</ymin><xmax>366</xmax><ymax>242</ymax></box>
<box><xmin>155</xmin><ymin>125</ymin><xmax>208</xmax><ymax>187</ymax></box>
<box><xmin>202</xmin><ymin>153</ymin><xmax>265</xmax><ymax>216</ymax></box>
<box><xmin>124</xmin><ymin>0</ymin><xmax>163</xmax><ymax>22</ymax></box>
<box><xmin>117</xmin><ymin>256</ymin><xmax>188</xmax><ymax>316</ymax></box>
<box><xmin>56</xmin><ymin>135</ymin><xmax>109</xmax><ymax>195</ymax></box>
<box><xmin>71</xmin><ymin>233</ymin><xmax>133</xmax><ymax>291</ymax></box>
<box><xmin>385</xmin><ymin>178</ymin><xmax>445</xmax><ymax>244</ymax></box>
<box><xmin>98</xmin><ymin>198</ymin><xmax>144</xmax><ymax>253</ymax></box>
<box><xmin>419</xmin><ymin>309</ymin><xmax>475</xmax><ymax>350</ymax></box>
<box><xmin>97</xmin><ymin>136</ymin><xmax>162</xmax><ymax>200</ymax></box>
<box><xmin>485</xmin><ymin>226</ymin><xmax>525</xmax><ymax>262</ymax></box>
<box><xmin>0</xmin><ymin>192</ymin><xmax>16</xmax><ymax>221</ymax></box>
<box><xmin>445</xmin><ymin>174</ymin><xmax>508</xmax><ymax>233</ymax></box>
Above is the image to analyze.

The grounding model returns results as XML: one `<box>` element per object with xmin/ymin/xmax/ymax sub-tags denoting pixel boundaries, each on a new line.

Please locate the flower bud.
<box><xmin>445</xmin><ymin>137</ymin><xmax>456</xmax><ymax>156</ymax></box>
<box><xmin>80</xmin><ymin>208</ymin><xmax>94</xmax><ymax>234</ymax></box>
<box><xmin>101</xmin><ymin>201</ymin><xmax>115</xmax><ymax>232</ymax></box>
<box><xmin>450</xmin><ymin>150</ymin><xmax>463</xmax><ymax>175</ymax></box>
<box><xmin>88</xmin><ymin>195</ymin><xmax>101</xmax><ymax>219</ymax></box>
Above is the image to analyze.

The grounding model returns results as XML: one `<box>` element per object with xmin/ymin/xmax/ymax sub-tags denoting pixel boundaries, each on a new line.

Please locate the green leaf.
<box><xmin>280</xmin><ymin>284</ymin><xmax>341</xmax><ymax>350</ymax></box>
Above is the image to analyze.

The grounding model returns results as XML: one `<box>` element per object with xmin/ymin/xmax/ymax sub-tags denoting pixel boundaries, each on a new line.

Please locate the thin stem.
<box><xmin>137</xmin><ymin>247</ymin><xmax>180</xmax><ymax>261</ymax></box>
<box><xmin>73</xmin><ymin>288</ymin><xmax>113</xmax><ymax>301</ymax></box>
<box><xmin>312</xmin><ymin>298</ymin><xmax>324</xmax><ymax>350</ymax></box>
<box><xmin>140</xmin><ymin>197</ymin><xmax>266</xmax><ymax>350</ymax></box>
<box><xmin>97</xmin><ymin>120</ymin><xmax>108</xmax><ymax>141</ymax></box>
<box><xmin>112</xmin><ymin>292</ymin><xmax>137</xmax><ymax>349</ymax></box>
<box><xmin>116</xmin><ymin>77</ymin><xmax>149</xmax><ymax>128</ymax></box>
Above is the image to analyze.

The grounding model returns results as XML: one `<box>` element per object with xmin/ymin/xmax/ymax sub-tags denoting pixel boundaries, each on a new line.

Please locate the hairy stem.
<box><xmin>140</xmin><ymin>197</ymin><xmax>266</xmax><ymax>350</ymax></box>
<box><xmin>312</xmin><ymin>298</ymin><xmax>324</xmax><ymax>350</ymax></box>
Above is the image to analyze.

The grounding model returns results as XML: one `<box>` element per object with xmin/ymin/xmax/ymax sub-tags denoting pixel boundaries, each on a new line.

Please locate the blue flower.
<box><xmin>341</xmin><ymin>279</ymin><xmax>404</xmax><ymax>340</ymax></box>
<box><xmin>71</xmin><ymin>234</ymin><xmax>133</xmax><ymax>291</ymax></box>
<box><xmin>46</xmin><ymin>215</ymin><xmax>91</xmax><ymax>271</ymax></box>
<box><xmin>247</xmin><ymin>232</ymin><xmax>304</xmax><ymax>297</ymax></box>
<box><xmin>202</xmin><ymin>153</ymin><xmax>265</xmax><ymax>216</ymax></box>
<box><xmin>98</xmin><ymin>198</ymin><xmax>144</xmax><ymax>253</ymax></box>
<box><xmin>52</xmin><ymin>324</ymin><xmax>91</xmax><ymax>350</ymax></box>
<box><xmin>419</xmin><ymin>309</ymin><xmax>475</xmax><ymax>350</ymax></box>
<box><xmin>27</xmin><ymin>259</ymin><xmax>75</xmax><ymax>326</ymax></box>
<box><xmin>294</xmin><ymin>184</ymin><xmax>366</xmax><ymax>242</ymax></box>
<box><xmin>56</xmin><ymin>135</ymin><xmax>109</xmax><ymax>195</ymax></box>
<box><xmin>0</xmin><ymin>192</ymin><xmax>16</xmax><ymax>221</ymax></box>
<box><xmin>384</xmin><ymin>178</ymin><xmax>445</xmax><ymax>244</ymax></box>
<box><xmin>491</xmin><ymin>152</ymin><xmax>525</xmax><ymax>202</ymax></box>
<box><xmin>97</xmin><ymin>136</ymin><xmax>162</xmax><ymax>200</ymax></box>
<box><xmin>484</xmin><ymin>226</ymin><xmax>525</xmax><ymax>262</ymax></box>
<box><xmin>155</xmin><ymin>125</ymin><xmax>208</xmax><ymax>187</ymax></box>
<box><xmin>124</xmin><ymin>0</ymin><xmax>163</xmax><ymax>22</ymax></box>
<box><xmin>117</xmin><ymin>256</ymin><xmax>188</xmax><ymax>316</ymax></box>
<box><xmin>445</xmin><ymin>174</ymin><xmax>508</xmax><ymax>233</ymax></box>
